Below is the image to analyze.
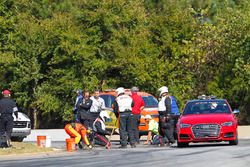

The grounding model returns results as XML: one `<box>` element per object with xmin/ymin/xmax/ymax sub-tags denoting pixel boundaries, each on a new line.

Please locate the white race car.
<box><xmin>11</xmin><ymin>112</ymin><xmax>31</xmax><ymax>142</ymax></box>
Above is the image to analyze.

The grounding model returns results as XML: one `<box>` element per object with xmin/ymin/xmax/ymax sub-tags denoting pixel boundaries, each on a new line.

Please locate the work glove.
<box><xmin>87</xmin><ymin>127</ymin><xmax>93</xmax><ymax>134</ymax></box>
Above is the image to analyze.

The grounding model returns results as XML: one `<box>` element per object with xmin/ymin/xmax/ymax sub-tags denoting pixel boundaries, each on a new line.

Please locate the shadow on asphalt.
<box><xmin>189</xmin><ymin>142</ymin><xmax>230</xmax><ymax>147</ymax></box>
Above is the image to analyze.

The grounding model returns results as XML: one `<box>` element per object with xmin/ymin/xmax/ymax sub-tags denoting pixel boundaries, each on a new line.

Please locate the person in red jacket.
<box><xmin>64</xmin><ymin>122</ymin><xmax>92</xmax><ymax>149</ymax></box>
<box><xmin>130</xmin><ymin>86</ymin><xmax>144</xmax><ymax>144</ymax></box>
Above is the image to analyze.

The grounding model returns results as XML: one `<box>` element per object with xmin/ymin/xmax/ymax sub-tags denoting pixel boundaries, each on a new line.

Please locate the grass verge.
<box><xmin>0</xmin><ymin>142</ymin><xmax>54</xmax><ymax>155</ymax></box>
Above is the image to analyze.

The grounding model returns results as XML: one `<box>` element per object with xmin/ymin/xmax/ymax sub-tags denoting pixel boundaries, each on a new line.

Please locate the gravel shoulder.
<box><xmin>0</xmin><ymin>142</ymin><xmax>54</xmax><ymax>156</ymax></box>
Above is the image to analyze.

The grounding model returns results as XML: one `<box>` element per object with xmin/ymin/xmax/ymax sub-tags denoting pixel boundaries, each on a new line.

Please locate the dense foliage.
<box><xmin>0</xmin><ymin>0</ymin><xmax>249</xmax><ymax>128</ymax></box>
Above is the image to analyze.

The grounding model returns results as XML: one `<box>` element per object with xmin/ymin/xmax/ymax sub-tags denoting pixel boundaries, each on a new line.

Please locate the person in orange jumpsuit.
<box><xmin>64</xmin><ymin>122</ymin><xmax>92</xmax><ymax>149</ymax></box>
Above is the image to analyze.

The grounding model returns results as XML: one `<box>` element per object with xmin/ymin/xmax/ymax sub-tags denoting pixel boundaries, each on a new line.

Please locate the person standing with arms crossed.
<box><xmin>77</xmin><ymin>91</ymin><xmax>92</xmax><ymax>128</ymax></box>
<box><xmin>114</xmin><ymin>87</ymin><xmax>136</xmax><ymax>148</ymax></box>
<box><xmin>130</xmin><ymin>86</ymin><xmax>144</xmax><ymax>144</ymax></box>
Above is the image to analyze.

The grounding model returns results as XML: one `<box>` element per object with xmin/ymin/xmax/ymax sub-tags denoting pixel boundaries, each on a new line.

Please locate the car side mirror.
<box><xmin>233</xmin><ymin>109</ymin><xmax>240</xmax><ymax>114</ymax></box>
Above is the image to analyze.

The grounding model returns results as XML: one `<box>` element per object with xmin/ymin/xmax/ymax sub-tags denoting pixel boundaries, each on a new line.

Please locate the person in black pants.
<box><xmin>114</xmin><ymin>87</ymin><xmax>135</xmax><ymax>148</ymax></box>
<box><xmin>77</xmin><ymin>91</ymin><xmax>92</xmax><ymax>128</ymax></box>
<box><xmin>93</xmin><ymin>110</ymin><xmax>111</xmax><ymax>149</ymax></box>
<box><xmin>0</xmin><ymin>90</ymin><xmax>18</xmax><ymax>146</ymax></box>
<box><xmin>130</xmin><ymin>86</ymin><xmax>144</xmax><ymax>144</ymax></box>
<box><xmin>158</xmin><ymin>86</ymin><xmax>175</xmax><ymax>145</ymax></box>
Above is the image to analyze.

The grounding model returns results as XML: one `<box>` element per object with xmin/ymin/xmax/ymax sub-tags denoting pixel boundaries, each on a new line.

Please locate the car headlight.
<box><xmin>221</xmin><ymin>122</ymin><xmax>233</xmax><ymax>126</ymax></box>
<box><xmin>180</xmin><ymin>123</ymin><xmax>191</xmax><ymax>128</ymax></box>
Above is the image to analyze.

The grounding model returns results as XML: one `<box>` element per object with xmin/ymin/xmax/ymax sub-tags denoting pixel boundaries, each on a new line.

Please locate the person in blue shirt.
<box><xmin>158</xmin><ymin>86</ymin><xmax>176</xmax><ymax>145</ymax></box>
<box><xmin>73</xmin><ymin>90</ymin><xmax>83</xmax><ymax>122</ymax></box>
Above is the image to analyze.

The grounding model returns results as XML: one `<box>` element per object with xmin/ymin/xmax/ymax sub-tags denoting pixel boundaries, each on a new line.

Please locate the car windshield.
<box><xmin>100</xmin><ymin>95</ymin><xmax>116</xmax><ymax>108</ymax></box>
<box><xmin>101</xmin><ymin>94</ymin><xmax>158</xmax><ymax>109</ymax></box>
<box><xmin>142</xmin><ymin>96</ymin><xmax>158</xmax><ymax>108</ymax></box>
<box><xmin>183</xmin><ymin>100</ymin><xmax>231</xmax><ymax>115</ymax></box>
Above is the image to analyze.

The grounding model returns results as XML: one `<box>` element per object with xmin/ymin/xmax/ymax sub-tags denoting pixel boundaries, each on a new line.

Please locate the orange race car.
<box><xmin>99</xmin><ymin>89</ymin><xmax>159</xmax><ymax>137</ymax></box>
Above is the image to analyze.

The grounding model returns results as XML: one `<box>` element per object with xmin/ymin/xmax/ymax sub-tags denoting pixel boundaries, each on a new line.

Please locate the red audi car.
<box><xmin>177</xmin><ymin>96</ymin><xmax>239</xmax><ymax>147</ymax></box>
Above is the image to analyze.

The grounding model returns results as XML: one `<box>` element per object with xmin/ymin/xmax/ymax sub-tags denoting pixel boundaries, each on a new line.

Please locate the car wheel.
<box><xmin>11</xmin><ymin>137</ymin><xmax>24</xmax><ymax>142</ymax></box>
<box><xmin>177</xmin><ymin>141</ymin><xmax>189</xmax><ymax>148</ymax></box>
<box><xmin>229</xmin><ymin>133</ymin><xmax>238</xmax><ymax>145</ymax></box>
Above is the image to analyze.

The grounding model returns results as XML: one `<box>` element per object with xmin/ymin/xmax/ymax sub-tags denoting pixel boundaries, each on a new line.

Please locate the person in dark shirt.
<box><xmin>0</xmin><ymin>90</ymin><xmax>18</xmax><ymax>146</ymax></box>
<box><xmin>93</xmin><ymin>110</ymin><xmax>111</xmax><ymax>149</ymax></box>
<box><xmin>158</xmin><ymin>86</ymin><xmax>175</xmax><ymax>145</ymax></box>
<box><xmin>77</xmin><ymin>91</ymin><xmax>92</xmax><ymax>128</ymax></box>
<box><xmin>73</xmin><ymin>90</ymin><xmax>83</xmax><ymax>122</ymax></box>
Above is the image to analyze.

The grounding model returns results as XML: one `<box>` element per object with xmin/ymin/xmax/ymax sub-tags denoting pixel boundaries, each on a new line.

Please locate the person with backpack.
<box><xmin>158</xmin><ymin>86</ymin><xmax>176</xmax><ymax>145</ymax></box>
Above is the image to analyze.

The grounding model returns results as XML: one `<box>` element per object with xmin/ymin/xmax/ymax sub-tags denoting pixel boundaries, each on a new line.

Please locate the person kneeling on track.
<box><xmin>93</xmin><ymin>110</ymin><xmax>111</xmax><ymax>149</ymax></box>
<box><xmin>64</xmin><ymin>122</ymin><xmax>92</xmax><ymax>149</ymax></box>
<box><xmin>143</xmin><ymin>115</ymin><xmax>164</xmax><ymax>146</ymax></box>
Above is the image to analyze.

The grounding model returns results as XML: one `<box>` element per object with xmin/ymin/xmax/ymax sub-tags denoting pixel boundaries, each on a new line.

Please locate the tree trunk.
<box><xmin>33</xmin><ymin>108</ymin><xmax>38</xmax><ymax>129</ymax></box>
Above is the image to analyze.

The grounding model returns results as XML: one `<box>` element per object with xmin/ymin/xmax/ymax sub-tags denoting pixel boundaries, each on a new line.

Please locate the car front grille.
<box><xmin>192</xmin><ymin>124</ymin><xmax>221</xmax><ymax>138</ymax></box>
<box><xmin>14</xmin><ymin>121</ymin><xmax>27</xmax><ymax>128</ymax></box>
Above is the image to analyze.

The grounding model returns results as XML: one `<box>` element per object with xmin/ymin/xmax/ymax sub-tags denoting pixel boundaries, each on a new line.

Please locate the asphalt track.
<box><xmin>1</xmin><ymin>140</ymin><xmax>250</xmax><ymax>167</ymax></box>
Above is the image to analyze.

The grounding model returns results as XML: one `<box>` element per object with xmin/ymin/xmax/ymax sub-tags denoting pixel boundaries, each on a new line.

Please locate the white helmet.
<box><xmin>158</xmin><ymin>86</ymin><xmax>168</xmax><ymax>97</ymax></box>
<box><xmin>99</xmin><ymin>110</ymin><xmax>110</xmax><ymax>122</ymax></box>
<box><xmin>144</xmin><ymin>114</ymin><xmax>152</xmax><ymax>120</ymax></box>
<box><xmin>116</xmin><ymin>87</ymin><xmax>125</xmax><ymax>95</ymax></box>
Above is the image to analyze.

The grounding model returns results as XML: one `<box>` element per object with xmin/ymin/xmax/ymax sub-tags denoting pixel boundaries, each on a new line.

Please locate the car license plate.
<box><xmin>202</xmin><ymin>125</ymin><xmax>210</xmax><ymax>129</ymax></box>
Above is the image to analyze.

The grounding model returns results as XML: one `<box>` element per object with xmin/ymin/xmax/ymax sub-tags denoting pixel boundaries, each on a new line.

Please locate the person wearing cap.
<box><xmin>144</xmin><ymin>114</ymin><xmax>166</xmax><ymax>146</ymax></box>
<box><xmin>130</xmin><ymin>86</ymin><xmax>144</xmax><ymax>144</ymax></box>
<box><xmin>143</xmin><ymin>115</ymin><xmax>159</xmax><ymax>145</ymax></box>
<box><xmin>113</xmin><ymin>87</ymin><xmax>135</xmax><ymax>148</ymax></box>
<box><xmin>158</xmin><ymin>86</ymin><xmax>175</xmax><ymax>145</ymax></box>
<box><xmin>73</xmin><ymin>90</ymin><xmax>83</xmax><ymax>121</ymax></box>
<box><xmin>0</xmin><ymin>90</ymin><xmax>18</xmax><ymax>146</ymax></box>
<box><xmin>64</xmin><ymin>122</ymin><xmax>93</xmax><ymax>149</ymax></box>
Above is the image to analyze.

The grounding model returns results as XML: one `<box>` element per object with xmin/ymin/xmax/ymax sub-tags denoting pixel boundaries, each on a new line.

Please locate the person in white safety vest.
<box><xmin>158</xmin><ymin>86</ymin><xmax>175</xmax><ymax>145</ymax></box>
<box><xmin>113</xmin><ymin>87</ymin><xmax>135</xmax><ymax>148</ymax></box>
